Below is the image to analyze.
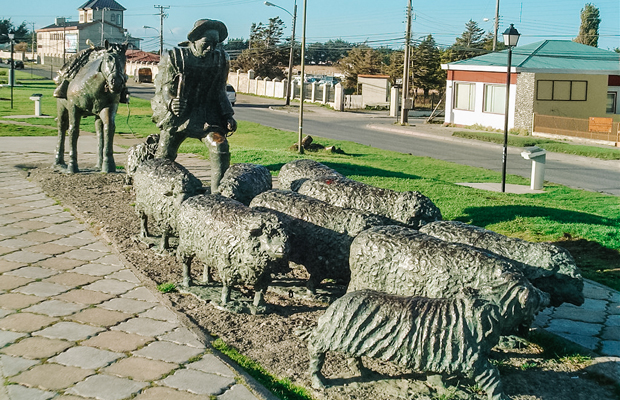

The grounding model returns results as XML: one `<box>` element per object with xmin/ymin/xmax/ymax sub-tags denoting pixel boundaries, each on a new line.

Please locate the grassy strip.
<box><xmin>212</xmin><ymin>338</ymin><xmax>314</xmax><ymax>400</ymax></box>
<box><xmin>453</xmin><ymin>130</ymin><xmax>620</xmax><ymax>160</ymax></box>
<box><xmin>0</xmin><ymin>123</ymin><xmax>56</xmax><ymax>136</ymax></box>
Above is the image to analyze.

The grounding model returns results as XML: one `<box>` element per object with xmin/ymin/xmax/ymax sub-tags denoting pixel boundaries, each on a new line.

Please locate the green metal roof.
<box><xmin>446</xmin><ymin>40</ymin><xmax>620</xmax><ymax>73</ymax></box>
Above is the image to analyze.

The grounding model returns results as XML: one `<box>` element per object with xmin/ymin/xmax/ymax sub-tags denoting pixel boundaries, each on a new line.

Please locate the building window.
<box><xmin>454</xmin><ymin>82</ymin><xmax>476</xmax><ymax>111</ymax></box>
<box><xmin>536</xmin><ymin>80</ymin><xmax>588</xmax><ymax>101</ymax></box>
<box><xmin>484</xmin><ymin>84</ymin><xmax>506</xmax><ymax>114</ymax></box>
<box><xmin>87</xmin><ymin>10</ymin><xmax>93</xmax><ymax>22</ymax></box>
<box><xmin>607</xmin><ymin>92</ymin><xmax>618</xmax><ymax>114</ymax></box>
<box><xmin>79</xmin><ymin>13</ymin><xmax>84</xmax><ymax>23</ymax></box>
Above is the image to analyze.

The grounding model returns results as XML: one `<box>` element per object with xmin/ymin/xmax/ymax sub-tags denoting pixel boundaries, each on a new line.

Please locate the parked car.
<box><xmin>14</xmin><ymin>60</ymin><xmax>24</xmax><ymax>69</ymax></box>
<box><xmin>226</xmin><ymin>84</ymin><xmax>236</xmax><ymax>106</ymax></box>
<box><xmin>134</xmin><ymin>67</ymin><xmax>152</xmax><ymax>83</ymax></box>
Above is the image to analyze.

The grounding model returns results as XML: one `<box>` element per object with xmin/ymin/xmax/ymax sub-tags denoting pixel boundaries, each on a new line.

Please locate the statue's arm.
<box><xmin>218</xmin><ymin>53</ymin><xmax>236</xmax><ymax>132</ymax></box>
<box><xmin>159</xmin><ymin>52</ymin><xmax>185</xmax><ymax>116</ymax></box>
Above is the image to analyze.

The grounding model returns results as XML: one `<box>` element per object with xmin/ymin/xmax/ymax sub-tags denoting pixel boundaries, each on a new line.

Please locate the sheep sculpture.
<box><xmin>308</xmin><ymin>290</ymin><xmax>510</xmax><ymax>400</ymax></box>
<box><xmin>124</xmin><ymin>134</ymin><xmax>159</xmax><ymax>185</ymax></box>
<box><xmin>348</xmin><ymin>226</ymin><xmax>549</xmax><ymax>334</ymax></box>
<box><xmin>250</xmin><ymin>189</ymin><xmax>389</xmax><ymax>292</ymax></box>
<box><xmin>218</xmin><ymin>163</ymin><xmax>273</xmax><ymax>205</ymax></box>
<box><xmin>278</xmin><ymin>159</ymin><xmax>344</xmax><ymax>191</ymax></box>
<box><xmin>176</xmin><ymin>194</ymin><xmax>289</xmax><ymax>309</ymax></box>
<box><xmin>133</xmin><ymin>158</ymin><xmax>203</xmax><ymax>250</ymax></box>
<box><xmin>419</xmin><ymin>221</ymin><xmax>584</xmax><ymax>307</ymax></box>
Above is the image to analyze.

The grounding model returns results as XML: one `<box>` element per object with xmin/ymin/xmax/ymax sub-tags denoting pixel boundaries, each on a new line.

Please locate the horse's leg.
<box><xmin>54</xmin><ymin>101</ymin><xmax>68</xmax><ymax>168</ymax></box>
<box><xmin>95</xmin><ymin>116</ymin><xmax>104</xmax><ymax>170</ymax></box>
<box><xmin>66</xmin><ymin>106</ymin><xmax>81</xmax><ymax>173</ymax></box>
<box><xmin>99</xmin><ymin>104</ymin><xmax>117</xmax><ymax>173</ymax></box>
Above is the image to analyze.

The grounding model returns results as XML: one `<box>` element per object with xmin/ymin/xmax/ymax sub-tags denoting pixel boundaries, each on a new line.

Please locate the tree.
<box><xmin>0</xmin><ymin>19</ymin><xmax>30</xmax><ymax>46</ymax></box>
<box><xmin>337</xmin><ymin>45</ymin><xmax>385</xmax><ymax>91</ymax></box>
<box><xmin>574</xmin><ymin>3</ymin><xmax>600</xmax><ymax>47</ymax></box>
<box><xmin>410</xmin><ymin>35</ymin><xmax>443</xmax><ymax>96</ymax></box>
<box><xmin>306</xmin><ymin>39</ymin><xmax>355</xmax><ymax>65</ymax></box>
<box><xmin>446</xmin><ymin>20</ymin><xmax>489</xmax><ymax>61</ymax></box>
<box><xmin>250</xmin><ymin>17</ymin><xmax>285</xmax><ymax>47</ymax></box>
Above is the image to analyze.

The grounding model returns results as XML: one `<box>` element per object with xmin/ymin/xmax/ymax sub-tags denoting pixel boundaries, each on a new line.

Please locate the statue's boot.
<box><xmin>205</xmin><ymin>132</ymin><xmax>230</xmax><ymax>194</ymax></box>
<box><xmin>53</xmin><ymin>80</ymin><xmax>69</xmax><ymax>99</ymax></box>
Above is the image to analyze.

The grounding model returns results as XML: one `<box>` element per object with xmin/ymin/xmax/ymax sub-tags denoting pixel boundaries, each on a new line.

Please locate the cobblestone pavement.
<box><xmin>0</xmin><ymin>145</ymin><xmax>270</xmax><ymax>400</ymax></box>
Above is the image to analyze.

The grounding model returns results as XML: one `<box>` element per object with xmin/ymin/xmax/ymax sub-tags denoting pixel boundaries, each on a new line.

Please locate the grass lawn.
<box><xmin>2</xmin><ymin>78</ymin><xmax>619</xmax><ymax>290</ymax></box>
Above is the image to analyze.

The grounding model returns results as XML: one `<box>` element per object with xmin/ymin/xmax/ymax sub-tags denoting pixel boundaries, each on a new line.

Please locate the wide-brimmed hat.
<box><xmin>187</xmin><ymin>19</ymin><xmax>228</xmax><ymax>43</ymax></box>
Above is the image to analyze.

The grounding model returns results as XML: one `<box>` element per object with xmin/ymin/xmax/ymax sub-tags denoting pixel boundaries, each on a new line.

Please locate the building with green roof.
<box><xmin>442</xmin><ymin>40</ymin><xmax>620</xmax><ymax>144</ymax></box>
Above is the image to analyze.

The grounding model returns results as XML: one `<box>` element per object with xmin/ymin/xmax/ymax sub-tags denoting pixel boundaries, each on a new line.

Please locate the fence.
<box><xmin>533</xmin><ymin>113</ymin><xmax>619</xmax><ymax>146</ymax></box>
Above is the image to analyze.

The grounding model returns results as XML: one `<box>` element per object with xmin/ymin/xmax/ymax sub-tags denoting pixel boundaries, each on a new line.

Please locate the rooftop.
<box><xmin>78</xmin><ymin>0</ymin><xmax>126</xmax><ymax>11</ymax></box>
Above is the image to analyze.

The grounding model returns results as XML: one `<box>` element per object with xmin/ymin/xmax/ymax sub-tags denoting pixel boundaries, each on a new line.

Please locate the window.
<box><xmin>79</xmin><ymin>13</ymin><xmax>84</xmax><ymax>23</ymax></box>
<box><xmin>484</xmin><ymin>84</ymin><xmax>506</xmax><ymax>114</ymax></box>
<box><xmin>87</xmin><ymin>10</ymin><xmax>93</xmax><ymax>22</ymax></box>
<box><xmin>607</xmin><ymin>92</ymin><xmax>618</xmax><ymax>114</ymax></box>
<box><xmin>454</xmin><ymin>82</ymin><xmax>475</xmax><ymax>111</ymax></box>
<box><xmin>536</xmin><ymin>80</ymin><xmax>588</xmax><ymax>101</ymax></box>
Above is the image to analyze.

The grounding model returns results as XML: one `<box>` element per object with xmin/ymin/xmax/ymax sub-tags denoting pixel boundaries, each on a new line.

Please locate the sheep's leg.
<box><xmin>306</xmin><ymin>273</ymin><xmax>322</xmax><ymax>295</ymax></box>
<box><xmin>347</xmin><ymin>357</ymin><xmax>365</xmax><ymax>375</ymax></box>
<box><xmin>308</xmin><ymin>347</ymin><xmax>327</xmax><ymax>389</ymax></box>
<box><xmin>253</xmin><ymin>288</ymin><xmax>265</xmax><ymax>308</ymax></box>
<box><xmin>221</xmin><ymin>285</ymin><xmax>231</xmax><ymax>305</ymax></box>
<box><xmin>139</xmin><ymin>211</ymin><xmax>149</xmax><ymax>238</ymax></box>
<box><xmin>160</xmin><ymin>226</ymin><xmax>171</xmax><ymax>250</ymax></box>
<box><xmin>202</xmin><ymin>264</ymin><xmax>211</xmax><ymax>284</ymax></box>
<box><xmin>181</xmin><ymin>256</ymin><xmax>193</xmax><ymax>287</ymax></box>
<box><xmin>473</xmin><ymin>361</ymin><xmax>510</xmax><ymax>400</ymax></box>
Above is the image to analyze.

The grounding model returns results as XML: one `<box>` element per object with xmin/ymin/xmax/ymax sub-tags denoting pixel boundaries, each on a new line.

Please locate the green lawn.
<box><xmin>2</xmin><ymin>78</ymin><xmax>619</xmax><ymax>290</ymax></box>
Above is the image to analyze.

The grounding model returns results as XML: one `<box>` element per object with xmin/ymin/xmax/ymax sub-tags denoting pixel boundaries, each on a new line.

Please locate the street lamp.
<box><xmin>500</xmin><ymin>23</ymin><xmax>520</xmax><ymax>193</ymax></box>
<box><xmin>8</xmin><ymin>33</ymin><xmax>15</xmax><ymax>109</ymax></box>
<box><xmin>264</xmin><ymin>1</ymin><xmax>297</xmax><ymax>107</ymax></box>
<box><xmin>143</xmin><ymin>25</ymin><xmax>162</xmax><ymax>56</ymax></box>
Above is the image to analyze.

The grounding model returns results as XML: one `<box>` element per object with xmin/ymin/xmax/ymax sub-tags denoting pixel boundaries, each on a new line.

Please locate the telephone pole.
<box><xmin>493</xmin><ymin>0</ymin><xmax>500</xmax><ymax>51</ymax></box>
<box><xmin>154</xmin><ymin>5</ymin><xmax>169</xmax><ymax>56</ymax></box>
<box><xmin>400</xmin><ymin>0</ymin><xmax>413</xmax><ymax>125</ymax></box>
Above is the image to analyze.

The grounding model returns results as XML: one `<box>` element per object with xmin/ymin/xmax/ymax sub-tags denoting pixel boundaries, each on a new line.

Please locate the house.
<box><xmin>442</xmin><ymin>40</ymin><xmax>620</xmax><ymax>143</ymax></box>
<box><xmin>36</xmin><ymin>0</ymin><xmax>140</xmax><ymax>66</ymax></box>
<box><xmin>358</xmin><ymin>75</ymin><xmax>391</xmax><ymax>107</ymax></box>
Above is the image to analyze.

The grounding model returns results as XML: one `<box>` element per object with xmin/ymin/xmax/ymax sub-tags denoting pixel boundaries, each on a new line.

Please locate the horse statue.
<box><xmin>54</xmin><ymin>41</ymin><xmax>128</xmax><ymax>173</ymax></box>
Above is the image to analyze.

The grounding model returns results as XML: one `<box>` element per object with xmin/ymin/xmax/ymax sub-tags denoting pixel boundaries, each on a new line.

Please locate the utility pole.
<box><xmin>154</xmin><ymin>5</ymin><xmax>169</xmax><ymax>56</ymax></box>
<box><xmin>30</xmin><ymin>22</ymin><xmax>36</xmax><ymax>61</ymax></box>
<box><xmin>493</xmin><ymin>0</ymin><xmax>500</xmax><ymax>51</ymax></box>
<box><xmin>298</xmin><ymin>0</ymin><xmax>307</xmax><ymax>154</ymax></box>
<box><xmin>400</xmin><ymin>0</ymin><xmax>413</xmax><ymax>125</ymax></box>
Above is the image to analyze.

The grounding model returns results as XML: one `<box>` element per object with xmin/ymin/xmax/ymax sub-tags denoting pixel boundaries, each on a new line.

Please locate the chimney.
<box><xmin>55</xmin><ymin>17</ymin><xmax>66</xmax><ymax>26</ymax></box>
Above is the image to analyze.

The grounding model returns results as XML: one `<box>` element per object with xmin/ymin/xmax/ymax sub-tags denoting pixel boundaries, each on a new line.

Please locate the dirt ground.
<box><xmin>24</xmin><ymin>165</ymin><xmax>619</xmax><ymax>400</ymax></box>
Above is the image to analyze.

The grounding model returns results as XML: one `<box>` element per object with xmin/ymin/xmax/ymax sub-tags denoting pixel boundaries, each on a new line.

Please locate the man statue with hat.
<box><xmin>151</xmin><ymin>19</ymin><xmax>236</xmax><ymax>193</ymax></box>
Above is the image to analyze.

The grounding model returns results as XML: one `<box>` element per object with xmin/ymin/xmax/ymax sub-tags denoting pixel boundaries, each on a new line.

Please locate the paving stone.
<box><xmin>84</xmin><ymin>279</ymin><xmax>137</xmax><ymax>295</ymax></box>
<box><xmin>0</xmin><ymin>206</ymin><xmax>30</xmax><ymax>215</ymax></box>
<box><xmin>39</xmin><ymin>222</ymin><xmax>84</xmax><ymax>236</ymax></box>
<box><xmin>29</xmin><ymin>206</ymin><xmax>64</xmax><ymax>216</ymax></box>
<box><xmin>67</xmin><ymin>374</ymin><xmax>148</xmax><ymax>400</ymax></box>
<box><xmin>0</xmin><ymin>275</ymin><xmax>34</xmax><ymax>291</ymax></box>
<box><xmin>2</xmin><ymin>250</ymin><xmax>49</xmax><ymax>264</ymax></box>
<box><xmin>104</xmin><ymin>356</ymin><xmax>178</xmax><ymax>381</ymax></box>
<box><xmin>61</xmin><ymin>249</ymin><xmax>109</xmax><ymax>262</ymax></box>
<box><xmin>609</xmin><ymin>302</ymin><xmax>620</xmax><ymax>315</ymax></box>
<box><xmin>96</xmin><ymin>254</ymin><xmax>124</xmax><ymax>266</ymax></box>
<box><xmin>0</xmin><ymin>225</ymin><xmax>29</xmax><ymax>237</ymax></box>
<box><xmin>0</xmin><ymin>354</ymin><xmax>39</xmax><ymax>377</ymax></box>
<box><xmin>12</xmin><ymin>363</ymin><xmax>95</xmax><ymax>390</ymax></box>
<box><xmin>15</xmin><ymin>281</ymin><xmax>70</xmax><ymax>297</ymax></box>
<box><xmin>13</xmin><ymin>220</ymin><xmax>53</xmax><ymax>230</ymax></box>
<box><xmin>7</xmin><ymin>211</ymin><xmax>44</xmax><ymax>222</ymax></box>
<box><xmin>0</xmin><ymin>308</ymin><xmax>13</xmax><ymax>318</ymax></box>
<box><xmin>51</xmin><ymin>237</ymin><xmax>97</xmax><ymax>248</ymax></box>
<box><xmin>23</xmin><ymin>299</ymin><xmax>87</xmax><ymax>317</ymax></box>
<box><xmin>54</xmin><ymin>289</ymin><xmax>114</xmax><ymax>305</ymax></box>
<box><xmin>36</xmin><ymin>257</ymin><xmax>85</xmax><ymax>271</ymax></box>
<box><xmin>187</xmin><ymin>354</ymin><xmax>234</xmax><ymax>377</ymax></box>
<box><xmin>550</xmin><ymin>306</ymin><xmax>606</xmax><ymax>324</ymax></box>
<box><xmin>0</xmin><ymin>259</ymin><xmax>25</xmax><ymax>273</ymax></box>
<box><xmin>0</xmin><ymin>215</ymin><xmax>19</xmax><ymax>226</ymax></box>
<box><xmin>1</xmin><ymin>337</ymin><xmax>72</xmax><ymax>359</ymax></box>
<box><xmin>133</xmin><ymin>341</ymin><xmax>204</xmax><ymax>363</ymax></box>
<box><xmin>159</xmin><ymin>369</ymin><xmax>235</xmax><ymax>395</ymax></box>
<box><xmin>546</xmin><ymin>319</ymin><xmax>602</xmax><ymax>337</ymax></box>
<box><xmin>33</xmin><ymin>321</ymin><xmax>104</xmax><ymax>341</ymax></box>
<box><xmin>601</xmin><ymin>341</ymin><xmax>620</xmax><ymax>357</ymax></box>
<box><xmin>51</xmin><ymin>346</ymin><xmax>125</xmax><ymax>369</ymax></box>
<box><xmin>585</xmin><ymin>356</ymin><xmax>620</xmax><ymax>384</ymax></box>
<box><xmin>99</xmin><ymin>298</ymin><xmax>155</xmax><ymax>314</ymax></box>
<box><xmin>26</xmin><ymin>243</ymin><xmax>76</xmax><ymax>255</ymax></box>
<box><xmin>16</xmin><ymin>231</ymin><xmax>62</xmax><ymax>244</ymax></box>
<box><xmin>108</xmin><ymin>269</ymin><xmax>141</xmax><ymax>283</ymax></box>
<box><xmin>550</xmin><ymin>331</ymin><xmax>600</xmax><ymax>350</ymax></box>
<box><xmin>577</xmin><ymin>298</ymin><xmax>609</xmax><ymax>312</ymax></box>
<box><xmin>0</xmin><ymin>293</ymin><xmax>43</xmax><ymax>309</ymax></box>
<box><xmin>81</xmin><ymin>331</ymin><xmax>154</xmax><ymax>352</ymax></box>
<box><xmin>142</xmin><ymin>306</ymin><xmax>179</xmax><ymax>323</ymax></box>
<box><xmin>0</xmin><ymin>330</ymin><xmax>27</xmax><ymax>348</ymax></box>
<box><xmin>82</xmin><ymin>241</ymin><xmax>111</xmax><ymax>253</ymax></box>
<box><xmin>72</xmin><ymin>230</ymin><xmax>98</xmax><ymax>241</ymax></box>
<box><xmin>0</xmin><ymin>313</ymin><xmax>58</xmax><ymax>332</ymax></box>
<box><xmin>218</xmin><ymin>384</ymin><xmax>260</xmax><ymax>400</ymax></box>
<box><xmin>583</xmin><ymin>283</ymin><xmax>612</xmax><ymax>300</ymax></box>
<box><xmin>44</xmin><ymin>272</ymin><xmax>100</xmax><ymax>288</ymax></box>
<box><xmin>6</xmin><ymin>266</ymin><xmax>58</xmax><ymax>279</ymax></box>
<box><xmin>0</xmin><ymin>238</ymin><xmax>37</xmax><ymax>249</ymax></box>
<box><xmin>32</xmin><ymin>213</ymin><xmax>73</xmax><ymax>224</ymax></box>
<box><xmin>602</xmin><ymin>325</ymin><xmax>620</xmax><ymax>340</ymax></box>
<box><xmin>133</xmin><ymin>387</ymin><xmax>205</xmax><ymax>400</ymax></box>
<box><xmin>158</xmin><ymin>328</ymin><xmax>205</xmax><ymax>349</ymax></box>
<box><xmin>112</xmin><ymin>317</ymin><xmax>177</xmax><ymax>337</ymax></box>
<box><xmin>0</xmin><ymin>245</ymin><xmax>14</xmax><ymax>255</ymax></box>
<box><xmin>71</xmin><ymin>263</ymin><xmax>124</xmax><ymax>276</ymax></box>
<box><xmin>69</xmin><ymin>307</ymin><xmax>132</xmax><ymax>327</ymax></box>
<box><xmin>6</xmin><ymin>384</ymin><xmax>55</xmax><ymax>400</ymax></box>
<box><xmin>122</xmin><ymin>286</ymin><xmax>158</xmax><ymax>302</ymax></box>
<box><xmin>607</xmin><ymin>314</ymin><xmax>620</xmax><ymax>326</ymax></box>
<box><xmin>14</xmin><ymin>193</ymin><xmax>47</xmax><ymax>202</ymax></box>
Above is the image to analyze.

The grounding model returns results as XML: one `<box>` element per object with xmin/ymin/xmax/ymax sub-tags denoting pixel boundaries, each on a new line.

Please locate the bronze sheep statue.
<box><xmin>278</xmin><ymin>159</ymin><xmax>344</xmax><ymax>191</ymax></box>
<box><xmin>218</xmin><ymin>163</ymin><xmax>273</xmax><ymax>205</ymax></box>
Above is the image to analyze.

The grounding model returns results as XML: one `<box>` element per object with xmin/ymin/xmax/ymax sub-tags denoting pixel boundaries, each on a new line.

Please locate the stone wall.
<box><xmin>514</xmin><ymin>72</ymin><xmax>535</xmax><ymax>131</ymax></box>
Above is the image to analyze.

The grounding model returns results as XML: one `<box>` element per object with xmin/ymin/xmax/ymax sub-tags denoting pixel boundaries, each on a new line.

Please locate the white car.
<box><xmin>226</xmin><ymin>84</ymin><xmax>236</xmax><ymax>106</ymax></box>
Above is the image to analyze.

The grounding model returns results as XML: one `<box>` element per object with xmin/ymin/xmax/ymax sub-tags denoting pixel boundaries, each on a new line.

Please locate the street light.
<box><xmin>500</xmin><ymin>23</ymin><xmax>520</xmax><ymax>193</ymax></box>
<box><xmin>8</xmin><ymin>33</ymin><xmax>14</xmax><ymax>109</ymax></box>
<box><xmin>264</xmin><ymin>1</ymin><xmax>297</xmax><ymax>107</ymax></box>
<box><xmin>143</xmin><ymin>25</ymin><xmax>162</xmax><ymax>56</ymax></box>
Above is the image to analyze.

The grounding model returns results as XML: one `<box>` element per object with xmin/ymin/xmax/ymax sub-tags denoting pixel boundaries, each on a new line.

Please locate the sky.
<box><xmin>3</xmin><ymin>0</ymin><xmax>619</xmax><ymax>53</ymax></box>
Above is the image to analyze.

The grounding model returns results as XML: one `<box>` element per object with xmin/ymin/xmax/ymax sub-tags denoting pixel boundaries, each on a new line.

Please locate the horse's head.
<box><xmin>100</xmin><ymin>43</ymin><xmax>128</xmax><ymax>95</ymax></box>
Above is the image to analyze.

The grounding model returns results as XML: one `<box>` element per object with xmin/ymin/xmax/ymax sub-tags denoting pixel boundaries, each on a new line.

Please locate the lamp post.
<box><xmin>8</xmin><ymin>33</ymin><xmax>15</xmax><ymax>109</ymax></box>
<box><xmin>264</xmin><ymin>1</ymin><xmax>297</xmax><ymax>106</ymax></box>
<box><xmin>297</xmin><ymin>0</ymin><xmax>307</xmax><ymax>154</ymax></box>
<box><xmin>143</xmin><ymin>26</ymin><xmax>161</xmax><ymax>55</ymax></box>
<box><xmin>500</xmin><ymin>23</ymin><xmax>520</xmax><ymax>193</ymax></box>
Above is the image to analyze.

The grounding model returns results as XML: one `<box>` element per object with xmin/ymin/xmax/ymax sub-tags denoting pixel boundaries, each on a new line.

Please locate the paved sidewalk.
<box><xmin>0</xmin><ymin>150</ymin><xmax>268</xmax><ymax>399</ymax></box>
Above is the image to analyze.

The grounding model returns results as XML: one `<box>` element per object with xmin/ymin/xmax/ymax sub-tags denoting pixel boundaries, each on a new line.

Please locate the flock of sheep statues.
<box><xmin>124</xmin><ymin>136</ymin><xmax>584</xmax><ymax>400</ymax></box>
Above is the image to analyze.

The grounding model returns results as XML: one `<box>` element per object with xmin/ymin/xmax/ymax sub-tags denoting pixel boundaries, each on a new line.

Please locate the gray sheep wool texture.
<box><xmin>124</xmin><ymin>134</ymin><xmax>160</xmax><ymax>184</ymax></box>
<box><xmin>309</xmin><ymin>290</ymin><xmax>510</xmax><ymax>400</ymax></box>
<box><xmin>348</xmin><ymin>226</ymin><xmax>549</xmax><ymax>334</ymax></box>
<box><xmin>278</xmin><ymin>159</ymin><xmax>344</xmax><ymax>191</ymax></box>
<box><xmin>419</xmin><ymin>221</ymin><xmax>584</xmax><ymax>307</ymax></box>
<box><xmin>218</xmin><ymin>163</ymin><xmax>272</xmax><ymax>205</ymax></box>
